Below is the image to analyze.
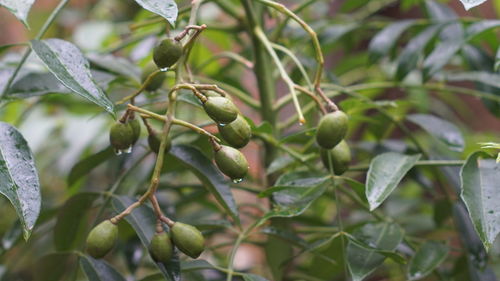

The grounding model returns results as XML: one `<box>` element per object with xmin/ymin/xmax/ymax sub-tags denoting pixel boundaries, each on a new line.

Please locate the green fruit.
<box><xmin>142</xmin><ymin>63</ymin><xmax>166</xmax><ymax>91</ymax></box>
<box><xmin>204</xmin><ymin>90</ymin><xmax>221</xmax><ymax>98</ymax></box>
<box><xmin>320</xmin><ymin>140</ymin><xmax>351</xmax><ymax>175</ymax></box>
<box><xmin>148</xmin><ymin>132</ymin><xmax>172</xmax><ymax>154</ymax></box>
<box><xmin>153</xmin><ymin>39</ymin><xmax>183</xmax><ymax>69</ymax></box>
<box><xmin>110</xmin><ymin>122</ymin><xmax>135</xmax><ymax>150</ymax></box>
<box><xmin>86</xmin><ymin>220</ymin><xmax>118</xmax><ymax>259</ymax></box>
<box><xmin>315</xmin><ymin>111</ymin><xmax>349</xmax><ymax>149</ymax></box>
<box><xmin>149</xmin><ymin>232</ymin><xmax>173</xmax><ymax>264</ymax></box>
<box><xmin>218</xmin><ymin>115</ymin><xmax>251</xmax><ymax>148</ymax></box>
<box><xmin>171</xmin><ymin>222</ymin><xmax>205</xmax><ymax>258</ymax></box>
<box><xmin>214</xmin><ymin>145</ymin><xmax>249</xmax><ymax>180</ymax></box>
<box><xmin>203</xmin><ymin>96</ymin><xmax>238</xmax><ymax>124</ymax></box>
<box><xmin>129</xmin><ymin>118</ymin><xmax>141</xmax><ymax>144</ymax></box>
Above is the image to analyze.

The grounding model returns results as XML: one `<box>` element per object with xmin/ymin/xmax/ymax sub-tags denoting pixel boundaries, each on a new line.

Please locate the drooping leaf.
<box><xmin>67</xmin><ymin>147</ymin><xmax>114</xmax><ymax>186</ymax></box>
<box><xmin>347</xmin><ymin>222</ymin><xmax>404</xmax><ymax>281</ymax></box>
<box><xmin>169</xmin><ymin>145</ymin><xmax>239</xmax><ymax>224</ymax></box>
<box><xmin>460</xmin><ymin>151</ymin><xmax>500</xmax><ymax>251</ymax></box>
<box><xmin>407</xmin><ymin>114</ymin><xmax>464</xmax><ymax>151</ymax></box>
<box><xmin>465</xmin><ymin>20</ymin><xmax>500</xmax><ymax>39</ymax></box>
<box><xmin>133</xmin><ymin>0</ymin><xmax>178</xmax><ymax>26</ymax></box>
<box><xmin>396</xmin><ymin>25</ymin><xmax>443</xmax><ymax>80</ymax></box>
<box><xmin>79</xmin><ymin>255</ymin><xmax>127</xmax><ymax>281</ymax></box>
<box><xmin>34</xmin><ymin>253</ymin><xmax>78</xmax><ymax>281</ymax></box>
<box><xmin>30</xmin><ymin>39</ymin><xmax>114</xmax><ymax>114</ymax></box>
<box><xmin>444</xmin><ymin>71</ymin><xmax>500</xmax><ymax>89</ymax></box>
<box><xmin>459</xmin><ymin>0</ymin><xmax>489</xmax><ymax>10</ymax></box>
<box><xmin>345</xmin><ymin>233</ymin><xmax>407</xmax><ymax>265</ymax></box>
<box><xmin>422</xmin><ymin>40</ymin><xmax>462</xmax><ymax>81</ymax></box>
<box><xmin>112</xmin><ymin>195</ymin><xmax>181</xmax><ymax>281</ymax></box>
<box><xmin>0</xmin><ymin>0</ymin><xmax>35</xmax><ymax>27</ymax></box>
<box><xmin>368</xmin><ymin>20</ymin><xmax>415</xmax><ymax>63</ymax></box>
<box><xmin>408</xmin><ymin>241</ymin><xmax>449</xmax><ymax>280</ymax></box>
<box><xmin>0</xmin><ymin>122</ymin><xmax>41</xmax><ymax>240</ymax></box>
<box><xmin>53</xmin><ymin>192</ymin><xmax>100</xmax><ymax>251</ymax></box>
<box><xmin>366</xmin><ymin>152</ymin><xmax>421</xmax><ymax>211</ymax></box>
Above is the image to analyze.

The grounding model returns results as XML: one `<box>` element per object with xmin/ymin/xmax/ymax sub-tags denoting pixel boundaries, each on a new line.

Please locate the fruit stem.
<box><xmin>175</xmin><ymin>24</ymin><xmax>207</xmax><ymax>41</ymax></box>
<box><xmin>172</xmin><ymin>118</ymin><xmax>221</xmax><ymax>142</ymax></box>
<box><xmin>116</xmin><ymin>69</ymin><xmax>166</xmax><ymax>105</ymax></box>
<box><xmin>210</xmin><ymin>137</ymin><xmax>222</xmax><ymax>152</ymax></box>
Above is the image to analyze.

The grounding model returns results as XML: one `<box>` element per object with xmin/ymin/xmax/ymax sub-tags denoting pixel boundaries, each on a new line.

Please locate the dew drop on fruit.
<box><xmin>124</xmin><ymin>146</ymin><xmax>133</xmax><ymax>154</ymax></box>
<box><xmin>160</xmin><ymin>67</ymin><xmax>168</xmax><ymax>72</ymax></box>
<box><xmin>218</xmin><ymin>123</ymin><xmax>228</xmax><ymax>127</ymax></box>
<box><xmin>232</xmin><ymin>178</ymin><xmax>243</xmax><ymax>184</ymax></box>
<box><xmin>114</xmin><ymin>149</ymin><xmax>122</xmax><ymax>156</ymax></box>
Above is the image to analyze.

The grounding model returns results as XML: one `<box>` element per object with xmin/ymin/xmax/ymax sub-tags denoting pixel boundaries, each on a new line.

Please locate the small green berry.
<box><xmin>203</xmin><ymin>96</ymin><xmax>238</xmax><ymax>125</ymax></box>
<box><xmin>214</xmin><ymin>145</ymin><xmax>249</xmax><ymax>180</ymax></box>
<box><xmin>86</xmin><ymin>220</ymin><xmax>118</xmax><ymax>259</ymax></box>
<box><xmin>153</xmin><ymin>39</ymin><xmax>183</xmax><ymax>69</ymax></box>
<box><xmin>171</xmin><ymin>222</ymin><xmax>205</xmax><ymax>258</ymax></box>
<box><xmin>315</xmin><ymin>111</ymin><xmax>349</xmax><ymax>149</ymax></box>
<box><xmin>141</xmin><ymin>63</ymin><xmax>166</xmax><ymax>91</ymax></box>
<box><xmin>218</xmin><ymin>115</ymin><xmax>251</xmax><ymax>148</ymax></box>
<box><xmin>129</xmin><ymin>118</ymin><xmax>141</xmax><ymax>144</ymax></box>
<box><xmin>320</xmin><ymin>140</ymin><xmax>351</xmax><ymax>175</ymax></box>
<box><xmin>149</xmin><ymin>232</ymin><xmax>173</xmax><ymax>264</ymax></box>
<box><xmin>110</xmin><ymin>122</ymin><xmax>135</xmax><ymax>151</ymax></box>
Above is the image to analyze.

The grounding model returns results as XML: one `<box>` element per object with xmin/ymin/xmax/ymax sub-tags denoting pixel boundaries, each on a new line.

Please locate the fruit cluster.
<box><xmin>86</xmin><ymin>219</ymin><xmax>205</xmax><ymax>262</ymax></box>
<box><xmin>316</xmin><ymin>110</ymin><xmax>351</xmax><ymax>175</ymax></box>
<box><xmin>94</xmin><ymin>36</ymin><xmax>252</xmax><ymax>264</ymax></box>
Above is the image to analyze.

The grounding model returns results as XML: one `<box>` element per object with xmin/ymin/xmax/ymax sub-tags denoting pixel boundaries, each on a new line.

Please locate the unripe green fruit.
<box><xmin>204</xmin><ymin>90</ymin><xmax>221</xmax><ymax>98</ymax></box>
<box><xmin>218</xmin><ymin>115</ymin><xmax>251</xmax><ymax>148</ymax></box>
<box><xmin>148</xmin><ymin>132</ymin><xmax>172</xmax><ymax>154</ymax></box>
<box><xmin>203</xmin><ymin>97</ymin><xmax>238</xmax><ymax>125</ymax></box>
<box><xmin>110</xmin><ymin>122</ymin><xmax>135</xmax><ymax>150</ymax></box>
<box><xmin>129</xmin><ymin>119</ymin><xmax>141</xmax><ymax>144</ymax></box>
<box><xmin>214</xmin><ymin>145</ymin><xmax>249</xmax><ymax>180</ymax></box>
<box><xmin>149</xmin><ymin>232</ymin><xmax>173</xmax><ymax>264</ymax></box>
<box><xmin>86</xmin><ymin>220</ymin><xmax>118</xmax><ymax>259</ymax></box>
<box><xmin>320</xmin><ymin>140</ymin><xmax>351</xmax><ymax>175</ymax></box>
<box><xmin>171</xmin><ymin>222</ymin><xmax>205</xmax><ymax>258</ymax></box>
<box><xmin>141</xmin><ymin>63</ymin><xmax>166</xmax><ymax>91</ymax></box>
<box><xmin>315</xmin><ymin>111</ymin><xmax>349</xmax><ymax>149</ymax></box>
<box><xmin>153</xmin><ymin>39</ymin><xmax>183</xmax><ymax>69</ymax></box>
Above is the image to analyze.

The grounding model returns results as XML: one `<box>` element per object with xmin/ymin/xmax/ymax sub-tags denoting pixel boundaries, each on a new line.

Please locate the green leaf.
<box><xmin>181</xmin><ymin>260</ymin><xmax>215</xmax><ymax>271</ymax></box>
<box><xmin>30</xmin><ymin>39</ymin><xmax>114</xmax><ymax>114</ymax></box>
<box><xmin>67</xmin><ymin>147</ymin><xmax>114</xmax><ymax>186</ymax></box>
<box><xmin>79</xmin><ymin>255</ymin><xmax>127</xmax><ymax>281</ymax></box>
<box><xmin>0</xmin><ymin>122</ymin><xmax>41</xmax><ymax>240</ymax></box>
<box><xmin>408</xmin><ymin>241</ymin><xmax>449</xmax><ymax>280</ymax></box>
<box><xmin>53</xmin><ymin>192</ymin><xmax>99</xmax><ymax>251</ymax></box>
<box><xmin>170</xmin><ymin>145</ymin><xmax>239</xmax><ymax>224</ymax></box>
<box><xmin>88</xmin><ymin>54</ymin><xmax>141</xmax><ymax>82</ymax></box>
<box><xmin>34</xmin><ymin>253</ymin><xmax>78</xmax><ymax>281</ymax></box>
<box><xmin>112</xmin><ymin>195</ymin><xmax>181</xmax><ymax>281</ymax></box>
<box><xmin>460</xmin><ymin>151</ymin><xmax>500</xmax><ymax>251</ymax></box>
<box><xmin>368</xmin><ymin>20</ymin><xmax>415</xmax><ymax>63</ymax></box>
<box><xmin>133</xmin><ymin>0</ymin><xmax>178</xmax><ymax>26</ymax></box>
<box><xmin>347</xmin><ymin>222</ymin><xmax>404</xmax><ymax>281</ymax></box>
<box><xmin>366</xmin><ymin>152</ymin><xmax>421</xmax><ymax>211</ymax></box>
<box><xmin>395</xmin><ymin>25</ymin><xmax>442</xmax><ymax>80</ymax></box>
<box><xmin>459</xmin><ymin>0</ymin><xmax>488</xmax><ymax>10</ymax></box>
<box><xmin>257</xmin><ymin>172</ymin><xmax>329</xmax><ymax>226</ymax></box>
<box><xmin>0</xmin><ymin>0</ymin><xmax>34</xmax><ymax>27</ymax></box>
<box><xmin>243</xmin><ymin>274</ymin><xmax>270</xmax><ymax>281</ymax></box>
<box><xmin>465</xmin><ymin>20</ymin><xmax>500</xmax><ymax>39</ymax></box>
<box><xmin>422</xmin><ymin>40</ymin><xmax>462</xmax><ymax>81</ymax></box>
<box><xmin>138</xmin><ymin>274</ymin><xmax>164</xmax><ymax>281</ymax></box>
<box><xmin>345</xmin><ymin>233</ymin><xmax>407</xmax><ymax>265</ymax></box>
<box><xmin>443</xmin><ymin>71</ymin><xmax>500</xmax><ymax>89</ymax></box>
<box><xmin>407</xmin><ymin>114</ymin><xmax>464</xmax><ymax>152</ymax></box>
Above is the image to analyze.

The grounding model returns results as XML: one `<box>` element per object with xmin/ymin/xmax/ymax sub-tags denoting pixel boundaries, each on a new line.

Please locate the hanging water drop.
<box><xmin>124</xmin><ymin>146</ymin><xmax>133</xmax><ymax>154</ymax></box>
<box><xmin>160</xmin><ymin>67</ymin><xmax>169</xmax><ymax>72</ymax></box>
<box><xmin>114</xmin><ymin>149</ymin><xmax>122</xmax><ymax>156</ymax></box>
<box><xmin>219</xmin><ymin>123</ymin><xmax>227</xmax><ymax>127</ymax></box>
<box><xmin>232</xmin><ymin>178</ymin><xmax>243</xmax><ymax>184</ymax></box>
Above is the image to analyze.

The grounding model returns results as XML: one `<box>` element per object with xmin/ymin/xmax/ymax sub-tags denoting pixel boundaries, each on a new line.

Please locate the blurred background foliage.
<box><xmin>0</xmin><ymin>0</ymin><xmax>500</xmax><ymax>280</ymax></box>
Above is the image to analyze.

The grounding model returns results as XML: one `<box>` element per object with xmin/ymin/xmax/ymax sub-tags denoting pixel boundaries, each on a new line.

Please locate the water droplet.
<box><xmin>114</xmin><ymin>149</ymin><xmax>122</xmax><ymax>156</ymax></box>
<box><xmin>298</xmin><ymin>122</ymin><xmax>304</xmax><ymax>126</ymax></box>
<box><xmin>124</xmin><ymin>146</ymin><xmax>133</xmax><ymax>154</ymax></box>
<box><xmin>219</xmin><ymin>123</ymin><xmax>227</xmax><ymax>127</ymax></box>
<box><xmin>232</xmin><ymin>178</ymin><xmax>243</xmax><ymax>184</ymax></box>
<box><xmin>160</xmin><ymin>67</ymin><xmax>168</xmax><ymax>72</ymax></box>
